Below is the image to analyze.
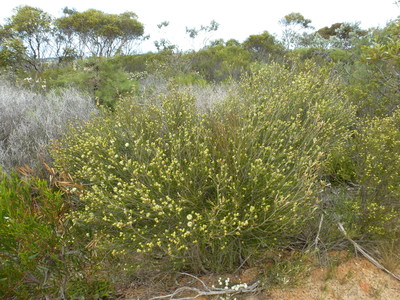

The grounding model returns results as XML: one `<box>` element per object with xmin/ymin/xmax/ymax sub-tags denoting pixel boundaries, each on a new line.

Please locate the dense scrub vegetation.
<box><xmin>1</xmin><ymin>4</ymin><xmax>399</xmax><ymax>298</ymax></box>
<box><xmin>0</xmin><ymin>80</ymin><xmax>97</xmax><ymax>172</ymax></box>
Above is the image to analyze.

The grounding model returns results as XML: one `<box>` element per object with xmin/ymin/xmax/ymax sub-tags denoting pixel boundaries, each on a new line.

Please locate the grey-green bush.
<box><xmin>0</xmin><ymin>79</ymin><xmax>97</xmax><ymax>172</ymax></box>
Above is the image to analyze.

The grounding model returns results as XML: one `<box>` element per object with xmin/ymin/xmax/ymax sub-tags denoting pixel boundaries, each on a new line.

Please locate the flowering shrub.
<box><xmin>316</xmin><ymin>109</ymin><xmax>400</xmax><ymax>243</ymax></box>
<box><xmin>52</xmin><ymin>62</ymin><xmax>355</xmax><ymax>272</ymax></box>
<box><xmin>353</xmin><ymin>111</ymin><xmax>400</xmax><ymax>238</ymax></box>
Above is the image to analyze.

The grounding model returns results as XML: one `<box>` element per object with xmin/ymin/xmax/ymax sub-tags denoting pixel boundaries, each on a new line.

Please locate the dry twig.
<box><xmin>314</xmin><ymin>213</ymin><xmax>324</xmax><ymax>250</ymax></box>
<box><xmin>146</xmin><ymin>272</ymin><xmax>262</xmax><ymax>300</ymax></box>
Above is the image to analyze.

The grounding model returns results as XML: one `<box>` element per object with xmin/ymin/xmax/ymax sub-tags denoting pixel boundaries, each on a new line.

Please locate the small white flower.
<box><xmin>186</xmin><ymin>214</ymin><xmax>193</xmax><ymax>220</ymax></box>
<box><xmin>187</xmin><ymin>221</ymin><xmax>193</xmax><ymax>227</ymax></box>
<box><xmin>125</xmin><ymin>143</ymin><xmax>129</xmax><ymax>147</ymax></box>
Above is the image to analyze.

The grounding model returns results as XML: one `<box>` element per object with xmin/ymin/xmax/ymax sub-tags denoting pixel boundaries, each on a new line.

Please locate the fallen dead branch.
<box><xmin>337</xmin><ymin>222</ymin><xmax>400</xmax><ymax>281</ymax></box>
<box><xmin>147</xmin><ymin>272</ymin><xmax>262</xmax><ymax>300</ymax></box>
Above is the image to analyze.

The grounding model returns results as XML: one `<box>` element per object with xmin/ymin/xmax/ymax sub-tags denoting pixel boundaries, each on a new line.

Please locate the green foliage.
<box><xmin>0</xmin><ymin>169</ymin><xmax>113</xmax><ymax>298</ymax></box>
<box><xmin>188</xmin><ymin>43</ymin><xmax>252</xmax><ymax>81</ymax></box>
<box><xmin>360</xmin><ymin>115</ymin><xmax>400</xmax><ymax>196</ymax></box>
<box><xmin>290</xmin><ymin>48</ymin><xmax>353</xmax><ymax>65</ymax></box>
<box><xmin>343</xmin><ymin>21</ymin><xmax>399</xmax><ymax>118</ymax></box>
<box><xmin>0</xmin><ymin>5</ymin><xmax>144</xmax><ymax>67</ymax></box>
<box><xmin>0</xmin><ymin>38</ymin><xmax>27</xmax><ymax>70</ymax></box>
<box><xmin>262</xmin><ymin>252</ymin><xmax>311</xmax><ymax>287</ymax></box>
<box><xmin>1</xmin><ymin>4</ymin><xmax>399</xmax><ymax>296</ymax></box>
<box><xmin>173</xmin><ymin>72</ymin><xmax>207</xmax><ymax>86</ymax></box>
<box><xmin>0</xmin><ymin>170</ymin><xmax>65</xmax><ymax>298</ymax></box>
<box><xmin>242</xmin><ymin>31</ymin><xmax>285</xmax><ymax>61</ymax></box>
<box><xmin>355</xmin><ymin>19</ymin><xmax>400</xmax><ymax>117</ymax></box>
<box><xmin>52</xmin><ymin>61</ymin><xmax>354</xmax><ymax>274</ymax></box>
<box><xmin>114</xmin><ymin>51</ymin><xmax>199</xmax><ymax>84</ymax></box>
<box><xmin>323</xmin><ymin>136</ymin><xmax>357</xmax><ymax>185</ymax></box>
<box><xmin>280</xmin><ymin>12</ymin><xmax>312</xmax><ymax>29</ymax></box>
<box><xmin>6</xmin><ymin>5</ymin><xmax>53</xmax><ymax>62</ymax></box>
<box><xmin>111</xmin><ymin>52</ymin><xmax>153</xmax><ymax>73</ymax></box>
<box><xmin>323</xmin><ymin>111</ymin><xmax>400</xmax><ymax>242</ymax></box>
<box><xmin>355</xmin><ymin>113</ymin><xmax>400</xmax><ymax>229</ymax></box>
<box><xmin>362</xmin><ymin>18</ymin><xmax>400</xmax><ymax>64</ymax></box>
<box><xmin>328</xmin><ymin>49</ymin><xmax>353</xmax><ymax>62</ymax></box>
<box><xmin>66</xmin><ymin>278</ymin><xmax>113</xmax><ymax>299</ymax></box>
<box><xmin>317</xmin><ymin>23</ymin><xmax>367</xmax><ymax>41</ymax></box>
<box><xmin>42</xmin><ymin>57</ymin><xmax>137</xmax><ymax>108</ymax></box>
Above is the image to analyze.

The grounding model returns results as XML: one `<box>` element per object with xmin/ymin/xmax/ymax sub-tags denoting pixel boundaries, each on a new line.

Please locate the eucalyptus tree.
<box><xmin>1</xmin><ymin>6</ymin><xmax>55</xmax><ymax>70</ymax></box>
<box><xmin>185</xmin><ymin>20</ymin><xmax>219</xmax><ymax>50</ymax></box>
<box><xmin>55</xmin><ymin>9</ymin><xmax>144</xmax><ymax>57</ymax></box>
<box><xmin>0</xmin><ymin>24</ymin><xmax>27</xmax><ymax>70</ymax></box>
<box><xmin>5</xmin><ymin>6</ymin><xmax>54</xmax><ymax>60</ymax></box>
<box><xmin>317</xmin><ymin>22</ymin><xmax>368</xmax><ymax>49</ymax></box>
<box><xmin>279</xmin><ymin>12</ymin><xmax>313</xmax><ymax>49</ymax></box>
<box><xmin>154</xmin><ymin>21</ymin><xmax>177</xmax><ymax>52</ymax></box>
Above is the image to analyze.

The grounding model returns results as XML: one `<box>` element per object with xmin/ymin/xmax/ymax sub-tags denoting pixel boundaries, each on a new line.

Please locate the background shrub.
<box><xmin>0</xmin><ymin>79</ymin><xmax>97</xmax><ymax>172</ymax></box>
<box><xmin>187</xmin><ymin>44</ymin><xmax>252</xmax><ymax>82</ymax></box>
<box><xmin>41</xmin><ymin>57</ymin><xmax>138</xmax><ymax>108</ymax></box>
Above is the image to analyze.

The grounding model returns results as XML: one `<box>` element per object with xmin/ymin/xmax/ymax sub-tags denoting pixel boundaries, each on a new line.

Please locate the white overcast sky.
<box><xmin>1</xmin><ymin>0</ymin><xmax>399</xmax><ymax>52</ymax></box>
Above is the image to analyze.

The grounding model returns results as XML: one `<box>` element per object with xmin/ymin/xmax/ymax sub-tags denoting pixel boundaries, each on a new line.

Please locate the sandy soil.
<box><xmin>266</xmin><ymin>257</ymin><xmax>400</xmax><ymax>300</ymax></box>
<box><xmin>119</xmin><ymin>253</ymin><xmax>400</xmax><ymax>300</ymax></box>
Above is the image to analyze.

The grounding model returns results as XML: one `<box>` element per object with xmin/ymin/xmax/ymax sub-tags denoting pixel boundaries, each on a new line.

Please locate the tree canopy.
<box><xmin>5</xmin><ymin>6</ymin><xmax>53</xmax><ymax>60</ymax></box>
<box><xmin>280</xmin><ymin>12</ymin><xmax>312</xmax><ymax>29</ymax></box>
<box><xmin>55</xmin><ymin>9</ymin><xmax>144</xmax><ymax>57</ymax></box>
<box><xmin>242</xmin><ymin>31</ymin><xmax>284</xmax><ymax>60</ymax></box>
<box><xmin>0</xmin><ymin>5</ymin><xmax>145</xmax><ymax>70</ymax></box>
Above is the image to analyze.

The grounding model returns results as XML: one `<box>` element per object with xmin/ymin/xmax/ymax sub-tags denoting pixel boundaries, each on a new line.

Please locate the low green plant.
<box><xmin>52</xmin><ymin>61</ymin><xmax>355</xmax><ymax>274</ymax></box>
<box><xmin>262</xmin><ymin>252</ymin><xmax>311</xmax><ymax>287</ymax></box>
<box><xmin>0</xmin><ymin>168</ymin><xmax>113</xmax><ymax>298</ymax></box>
<box><xmin>378</xmin><ymin>239</ymin><xmax>400</xmax><ymax>272</ymax></box>
<box><xmin>0</xmin><ymin>170</ymin><xmax>67</xmax><ymax>298</ymax></box>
